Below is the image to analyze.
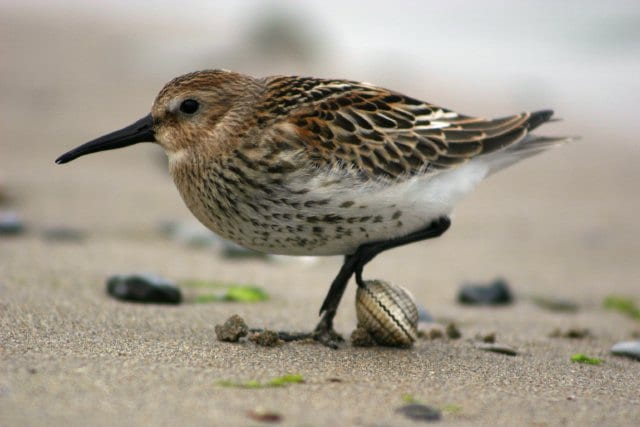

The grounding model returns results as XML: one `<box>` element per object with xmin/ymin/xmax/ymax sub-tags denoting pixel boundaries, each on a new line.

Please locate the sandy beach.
<box><xmin>2</xmin><ymin>5</ymin><xmax>639</xmax><ymax>426</ymax></box>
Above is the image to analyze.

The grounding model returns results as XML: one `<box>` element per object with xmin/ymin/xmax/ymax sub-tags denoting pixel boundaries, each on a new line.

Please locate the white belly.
<box><xmin>173</xmin><ymin>155</ymin><xmax>490</xmax><ymax>256</ymax></box>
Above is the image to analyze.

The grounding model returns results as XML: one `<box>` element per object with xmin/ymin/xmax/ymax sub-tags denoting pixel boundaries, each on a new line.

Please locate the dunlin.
<box><xmin>56</xmin><ymin>70</ymin><xmax>567</xmax><ymax>347</ymax></box>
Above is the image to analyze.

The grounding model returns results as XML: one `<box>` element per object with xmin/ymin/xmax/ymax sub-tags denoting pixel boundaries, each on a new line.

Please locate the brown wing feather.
<box><xmin>259</xmin><ymin>77</ymin><xmax>553</xmax><ymax>180</ymax></box>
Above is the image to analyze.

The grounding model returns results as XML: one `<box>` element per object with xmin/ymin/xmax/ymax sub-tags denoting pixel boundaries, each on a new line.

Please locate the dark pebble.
<box><xmin>610</xmin><ymin>341</ymin><xmax>640</xmax><ymax>360</ymax></box>
<box><xmin>106</xmin><ymin>274</ymin><xmax>182</xmax><ymax>304</ymax></box>
<box><xmin>42</xmin><ymin>226</ymin><xmax>86</xmax><ymax>242</ymax></box>
<box><xmin>445</xmin><ymin>322</ymin><xmax>462</xmax><ymax>339</ymax></box>
<box><xmin>0</xmin><ymin>211</ymin><xmax>25</xmax><ymax>235</ymax></box>
<box><xmin>396</xmin><ymin>403</ymin><xmax>441</xmax><ymax>422</ymax></box>
<box><xmin>215</xmin><ymin>315</ymin><xmax>249</xmax><ymax>342</ymax></box>
<box><xmin>477</xmin><ymin>343</ymin><xmax>518</xmax><ymax>356</ymax></box>
<box><xmin>458</xmin><ymin>278</ymin><xmax>512</xmax><ymax>305</ymax></box>
<box><xmin>549</xmin><ymin>328</ymin><xmax>590</xmax><ymax>339</ymax></box>
<box><xmin>429</xmin><ymin>328</ymin><xmax>444</xmax><ymax>340</ymax></box>
<box><xmin>475</xmin><ymin>332</ymin><xmax>496</xmax><ymax>343</ymax></box>
<box><xmin>247</xmin><ymin>408</ymin><xmax>282</xmax><ymax>423</ymax></box>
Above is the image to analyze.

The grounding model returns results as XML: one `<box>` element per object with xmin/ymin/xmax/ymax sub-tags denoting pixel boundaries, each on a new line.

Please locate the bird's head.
<box><xmin>55</xmin><ymin>69</ymin><xmax>254</xmax><ymax>164</ymax></box>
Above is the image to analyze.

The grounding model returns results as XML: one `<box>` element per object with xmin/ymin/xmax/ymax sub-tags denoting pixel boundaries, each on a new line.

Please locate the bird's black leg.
<box><xmin>313</xmin><ymin>216</ymin><xmax>451</xmax><ymax>348</ymax></box>
<box><xmin>312</xmin><ymin>254</ymin><xmax>358</xmax><ymax>348</ymax></box>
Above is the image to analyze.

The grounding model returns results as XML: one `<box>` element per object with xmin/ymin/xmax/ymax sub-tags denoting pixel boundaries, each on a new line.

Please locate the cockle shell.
<box><xmin>355</xmin><ymin>279</ymin><xmax>419</xmax><ymax>347</ymax></box>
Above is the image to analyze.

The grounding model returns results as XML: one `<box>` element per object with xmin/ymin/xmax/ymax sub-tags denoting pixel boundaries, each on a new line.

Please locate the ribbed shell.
<box><xmin>355</xmin><ymin>280</ymin><xmax>419</xmax><ymax>347</ymax></box>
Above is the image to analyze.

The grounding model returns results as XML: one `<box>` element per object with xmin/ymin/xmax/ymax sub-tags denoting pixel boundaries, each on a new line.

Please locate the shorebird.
<box><xmin>56</xmin><ymin>70</ymin><xmax>567</xmax><ymax>347</ymax></box>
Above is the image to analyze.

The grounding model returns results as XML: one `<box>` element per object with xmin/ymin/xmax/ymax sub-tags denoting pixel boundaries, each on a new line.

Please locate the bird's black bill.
<box><xmin>55</xmin><ymin>113</ymin><xmax>156</xmax><ymax>164</ymax></box>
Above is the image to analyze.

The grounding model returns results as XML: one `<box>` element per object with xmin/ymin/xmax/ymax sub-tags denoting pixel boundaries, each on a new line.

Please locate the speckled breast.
<box><xmin>170</xmin><ymin>156</ymin><xmax>430</xmax><ymax>256</ymax></box>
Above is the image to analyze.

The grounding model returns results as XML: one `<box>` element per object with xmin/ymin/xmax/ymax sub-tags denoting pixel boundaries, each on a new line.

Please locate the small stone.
<box><xmin>418</xmin><ymin>323</ymin><xmax>445</xmax><ymax>340</ymax></box>
<box><xmin>532</xmin><ymin>296</ymin><xmax>579</xmax><ymax>312</ymax></box>
<box><xmin>549</xmin><ymin>328</ymin><xmax>590</xmax><ymax>339</ymax></box>
<box><xmin>446</xmin><ymin>322</ymin><xmax>462</xmax><ymax>339</ymax></box>
<box><xmin>215</xmin><ymin>315</ymin><xmax>249</xmax><ymax>342</ymax></box>
<box><xmin>477</xmin><ymin>343</ymin><xmax>518</xmax><ymax>356</ymax></box>
<box><xmin>396</xmin><ymin>403</ymin><xmax>441</xmax><ymax>422</ymax></box>
<box><xmin>476</xmin><ymin>332</ymin><xmax>496</xmax><ymax>343</ymax></box>
<box><xmin>350</xmin><ymin>326</ymin><xmax>376</xmax><ymax>347</ymax></box>
<box><xmin>610</xmin><ymin>341</ymin><xmax>640</xmax><ymax>361</ymax></box>
<box><xmin>247</xmin><ymin>407</ymin><xmax>282</xmax><ymax>423</ymax></box>
<box><xmin>0</xmin><ymin>211</ymin><xmax>25</xmax><ymax>236</ymax></box>
<box><xmin>250</xmin><ymin>329</ymin><xmax>282</xmax><ymax>347</ymax></box>
<box><xmin>429</xmin><ymin>328</ymin><xmax>444</xmax><ymax>340</ymax></box>
<box><xmin>458</xmin><ymin>278</ymin><xmax>512</xmax><ymax>305</ymax></box>
<box><xmin>42</xmin><ymin>226</ymin><xmax>86</xmax><ymax>242</ymax></box>
<box><xmin>106</xmin><ymin>274</ymin><xmax>182</xmax><ymax>304</ymax></box>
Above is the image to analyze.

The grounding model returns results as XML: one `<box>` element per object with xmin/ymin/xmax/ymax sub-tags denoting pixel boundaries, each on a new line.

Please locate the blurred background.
<box><xmin>2</xmin><ymin>0</ymin><xmax>639</xmax><ymax>300</ymax></box>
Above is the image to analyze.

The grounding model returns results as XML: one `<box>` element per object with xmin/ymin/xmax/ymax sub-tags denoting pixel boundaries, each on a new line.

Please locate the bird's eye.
<box><xmin>179</xmin><ymin>99</ymin><xmax>200</xmax><ymax>114</ymax></box>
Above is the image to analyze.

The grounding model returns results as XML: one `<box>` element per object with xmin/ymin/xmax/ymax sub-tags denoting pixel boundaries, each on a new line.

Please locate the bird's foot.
<box><xmin>247</xmin><ymin>327</ymin><xmax>343</xmax><ymax>349</ymax></box>
<box><xmin>312</xmin><ymin>327</ymin><xmax>344</xmax><ymax>349</ymax></box>
<box><xmin>312</xmin><ymin>313</ymin><xmax>344</xmax><ymax>349</ymax></box>
<box><xmin>249</xmin><ymin>329</ymin><xmax>313</xmax><ymax>342</ymax></box>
